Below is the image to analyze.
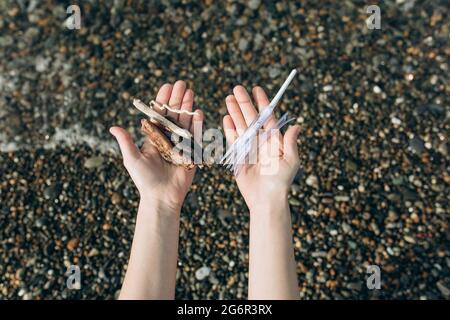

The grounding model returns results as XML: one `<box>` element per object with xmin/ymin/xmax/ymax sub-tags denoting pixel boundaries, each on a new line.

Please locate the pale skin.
<box><xmin>111</xmin><ymin>80</ymin><xmax>203</xmax><ymax>299</ymax></box>
<box><xmin>223</xmin><ymin>86</ymin><xmax>300</xmax><ymax>299</ymax></box>
<box><xmin>111</xmin><ymin>81</ymin><xmax>300</xmax><ymax>300</ymax></box>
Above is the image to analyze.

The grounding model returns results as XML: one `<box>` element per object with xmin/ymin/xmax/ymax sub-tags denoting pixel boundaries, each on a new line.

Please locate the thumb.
<box><xmin>110</xmin><ymin>126</ymin><xmax>140</xmax><ymax>164</ymax></box>
<box><xmin>283</xmin><ymin>125</ymin><xmax>301</xmax><ymax>165</ymax></box>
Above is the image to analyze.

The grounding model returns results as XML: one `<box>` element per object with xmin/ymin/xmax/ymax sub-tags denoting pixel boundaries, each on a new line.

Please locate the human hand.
<box><xmin>222</xmin><ymin>85</ymin><xmax>300</xmax><ymax>212</ymax></box>
<box><xmin>110</xmin><ymin>81</ymin><xmax>203</xmax><ymax>211</ymax></box>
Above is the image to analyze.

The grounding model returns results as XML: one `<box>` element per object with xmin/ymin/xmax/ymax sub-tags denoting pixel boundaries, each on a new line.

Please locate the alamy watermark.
<box><xmin>366</xmin><ymin>5</ymin><xmax>381</xmax><ymax>30</ymax></box>
<box><xmin>167</xmin><ymin>125</ymin><xmax>287</xmax><ymax>176</ymax></box>
<box><xmin>66</xmin><ymin>265</ymin><xmax>81</xmax><ymax>290</ymax></box>
<box><xmin>366</xmin><ymin>265</ymin><xmax>381</xmax><ymax>290</ymax></box>
<box><xmin>65</xmin><ymin>5</ymin><xmax>81</xmax><ymax>30</ymax></box>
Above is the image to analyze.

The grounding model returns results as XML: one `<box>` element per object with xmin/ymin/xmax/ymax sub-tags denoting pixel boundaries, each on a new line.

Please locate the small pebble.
<box><xmin>195</xmin><ymin>266</ymin><xmax>211</xmax><ymax>281</ymax></box>
<box><xmin>84</xmin><ymin>156</ymin><xmax>104</xmax><ymax>169</ymax></box>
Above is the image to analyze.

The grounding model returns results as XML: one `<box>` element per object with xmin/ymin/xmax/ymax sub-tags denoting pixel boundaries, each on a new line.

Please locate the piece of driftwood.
<box><xmin>133</xmin><ymin>99</ymin><xmax>192</xmax><ymax>140</ymax></box>
<box><xmin>149</xmin><ymin>100</ymin><xmax>198</xmax><ymax>116</ymax></box>
<box><xmin>141</xmin><ymin>119</ymin><xmax>195</xmax><ymax>169</ymax></box>
<box><xmin>134</xmin><ymin>98</ymin><xmax>207</xmax><ymax>169</ymax></box>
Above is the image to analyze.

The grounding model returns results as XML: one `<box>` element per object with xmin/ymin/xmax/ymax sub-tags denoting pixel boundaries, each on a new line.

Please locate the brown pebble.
<box><xmin>67</xmin><ymin>238</ymin><xmax>79</xmax><ymax>251</ymax></box>
<box><xmin>86</xmin><ymin>213</ymin><xmax>94</xmax><ymax>222</ymax></box>
<box><xmin>111</xmin><ymin>192</ymin><xmax>122</xmax><ymax>205</ymax></box>
<box><xmin>121</xmin><ymin>91</ymin><xmax>130</xmax><ymax>100</ymax></box>
<box><xmin>384</xmin><ymin>265</ymin><xmax>396</xmax><ymax>273</ymax></box>
<box><xmin>327</xmin><ymin>247</ymin><xmax>337</xmax><ymax>261</ymax></box>
<box><xmin>226</xmin><ymin>276</ymin><xmax>236</xmax><ymax>287</ymax></box>
<box><xmin>410</xmin><ymin>213</ymin><xmax>420</xmax><ymax>224</ymax></box>
<box><xmin>443</xmin><ymin>174</ymin><xmax>450</xmax><ymax>184</ymax></box>
<box><xmin>326</xmin><ymin>280</ymin><xmax>338</xmax><ymax>289</ymax></box>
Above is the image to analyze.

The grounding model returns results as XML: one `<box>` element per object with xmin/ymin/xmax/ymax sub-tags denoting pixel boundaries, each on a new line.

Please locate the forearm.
<box><xmin>119</xmin><ymin>198</ymin><xmax>181</xmax><ymax>299</ymax></box>
<box><xmin>248</xmin><ymin>196</ymin><xmax>299</xmax><ymax>300</ymax></box>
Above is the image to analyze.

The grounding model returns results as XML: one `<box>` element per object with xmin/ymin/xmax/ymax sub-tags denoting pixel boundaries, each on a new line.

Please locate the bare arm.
<box><xmin>110</xmin><ymin>81</ymin><xmax>202</xmax><ymax>299</ymax></box>
<box><xmin>249</xmin><ymin>197</ymin><xmax>298</xmax><ymax>299</ymax></box>
<box><xmin>223</xmin><ymin>85</ymin><xmax>300</xmax><ymax>299</ymax></box>
<box><xmin>119</xmin><ymin>199</ymin><xmax>181</xmax><ymax>299</ymax></box>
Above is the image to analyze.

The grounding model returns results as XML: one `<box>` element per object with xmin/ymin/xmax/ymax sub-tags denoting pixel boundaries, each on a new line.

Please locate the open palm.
<box><xmin>111</xmin><ymin>81</ymin><xmax>203</xmax><ymax>209</ymax></box>
<box><xmin>222</xmin><ymin>85</ymin><xmax>300</xmax><ymax>210</ymax></box>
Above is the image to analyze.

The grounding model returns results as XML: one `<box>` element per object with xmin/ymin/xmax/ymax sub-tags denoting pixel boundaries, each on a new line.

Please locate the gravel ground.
<box><xmin>0</xmin><ymin>0</ymin><xmax>449</xmax><ymax>299</ymax></box>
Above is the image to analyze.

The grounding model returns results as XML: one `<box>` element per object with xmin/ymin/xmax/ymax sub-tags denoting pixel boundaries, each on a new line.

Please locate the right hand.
<box><xmin>110</xmin><ymin>81</ymin><xmax>203</xmax><ymax>211</ymax></box>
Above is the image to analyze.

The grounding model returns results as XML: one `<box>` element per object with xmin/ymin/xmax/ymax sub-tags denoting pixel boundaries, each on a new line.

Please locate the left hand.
<box><xmin>110</xmin><ymin>80</ymin><xmax>203</xmax><ymax>211</ymax></box>
<box><xmin>222</xmin><ymin>85</ymin><xmax>300</xmax><ymax>212</ymax></box>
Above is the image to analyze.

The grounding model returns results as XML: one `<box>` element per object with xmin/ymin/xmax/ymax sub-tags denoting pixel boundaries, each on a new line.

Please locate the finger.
<box><xmin>283</xmin><ymin>125</ymin><xmax>301</xmax><ymax>165</ymax></box>
<box><xmin>188</xmin><ymin>109</ymin><xmax>203</xmax><ymax>165</ymax></box>
<box><xmin>225</xmin><ymin>95</ymin><xmax>247</xmax><ymax>135</ymax></box>
<box><xmin>190</xmin><ymin>109</ymin><xmax>203</xmax><ymax>137</ymax></box>
<box><xmin>179</xmin><ymin>89</ymin><xmax>194</xmax><ymax>129</ymax></box>
<box><xmin>233</xmin><ymin>85</ymin><xmax>258</xmax><ymax>126</ymax></box>
<box><xmin>154</xmin><ymin>83</ymin><xmax>173</xmax><ymax>116</ymax></box>
<box><xmin>223</xmin><ymin>115</ymin><xmax>238</xmax><ymax>145</ymax></box>
<box><xmin>167</xmin><ymin>80</ymin><xmax>186</xmax><ymax>122</ymax></box>
<box><xmin>252</xmin><ymin>86</ymin><xmax>277</xmax><ymax>129</ymax></box>
<box><xmin>109</xmin><ymin>126</ymin><xmax>140</xmax><ymax>165</ymax></box>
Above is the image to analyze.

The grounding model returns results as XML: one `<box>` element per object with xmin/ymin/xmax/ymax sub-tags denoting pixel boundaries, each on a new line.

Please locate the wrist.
<box><xmin>137</xmin><ymin>187</ymin><xmax>186</xmax><ymax>211</ymax></box>
<box><xmin>248</xmin><ymin>192</ymin><xmax>289</xmax><ymax>215</ymax></box>
<box><xmin>249</xmin><ymin>199</ymin><xmax>292</xmax><ymax>234</ymax></box>
<box><xmin>138</xmin><ymin>196</ymin><xmax>182</xmax><ymax>218</ymax></box>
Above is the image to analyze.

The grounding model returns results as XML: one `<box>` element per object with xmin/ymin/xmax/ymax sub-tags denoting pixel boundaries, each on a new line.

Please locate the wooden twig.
<box><xmin>150</xmin><ymin>100</ymin><xmax>198</xmax><ymax>116</ymax></box>
<box><xmin>133</xmin><ymin>99</ymin><xmax>192</xmax><ymax>140</ymax></box>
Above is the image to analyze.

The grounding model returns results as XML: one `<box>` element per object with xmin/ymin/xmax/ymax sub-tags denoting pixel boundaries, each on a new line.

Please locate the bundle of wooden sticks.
<box><xmin>133</xmin><ymin>99</ymin><xmax>204</xmax><ymax>170</ymax></box>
